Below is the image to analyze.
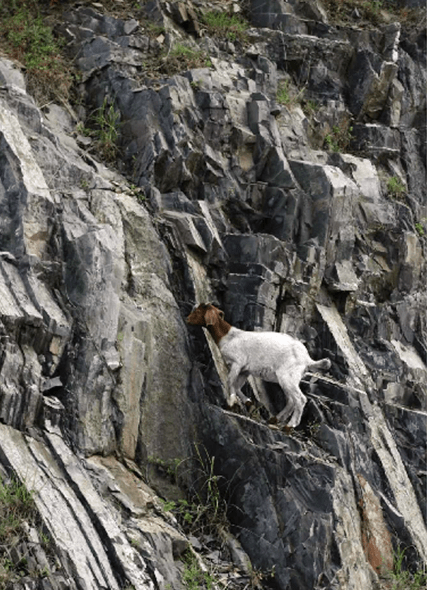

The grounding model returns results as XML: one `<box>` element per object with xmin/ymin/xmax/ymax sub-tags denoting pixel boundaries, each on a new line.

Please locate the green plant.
<box><xmin>324</xmin><ymin>121</ymin><xmax>353</xmax><ymax>153</ymax></box>
<box><xmin>134</xmin><ymin>189</ymin><xmax>146</xmax><ymax>203</ymax></box>
<box><xmin>322</xmin><ymin>0</ymin><xmax>413</xmax><ymax>26</ymax></box>
<box><xmin>387</xmin><ymin>176</ymin><xmax>406</xmax><ymax>199</ymax></box>
<box><xmin>90</xmin><ymin>97</ymin><xmax>121</xmax><ymax>161</ymax></box>
<box><xmin>39</xmin><ymin>529</ymin><xmax>51</xmax><ymax>547</ymax></box>
<box><xmin>159</xmin><ymin>43</ymin><xmax>210</xmax><ymax>74</ymax></box>
<box><xmin>0</xmin><ymin>0</ymin><xmax>73</xmax><ymax>103</ymax></box>
<box><xmin>170</xmin><ymin>43</ymin><xmax>196</xmax><ymax>58</ymax></box>
<box><xmin>153</xmin><ymin>446</ymin><xmax>228</xmax><ymax>537</ymax></box>
<box><xmin>248</xmin><ymin>563</ymin><xmax>277</xmax><ymax>587</ymax></box>
<box><xmin>0</xmin><ymin>476</ymin><xmax>38</xmax><ymax>585</ymax></box>
<box><xmin>277</xmin><ymin>79</ymin><xmax>306</xmax><ymax>108</ymax></box>
<box><xmin>382</xmin><ymin>546</ymin><xmax>427</xmax><ymax>590</ymax></box>
<box><xmin>187</xmin><ymin>445</ymin><xmax>228</xmax><ymax>536</ymax></box>
<box><xmin>75</xmin><ymin>122</ymin><xmax>91</xmax><ymax>137</ymax></box>
<box><xmin>145</xmin><ymin>22</ymin><xmax>165</xmax><ymax>38</ymax></box>
<box><xmin>362</xmin><ymin>0</ymin><xmax>383</xmax><ymax>14</ymax></box>
<box><xmin>277</xmin><ymin>80</ymin><xmax>291</xmax><ymax>106</ymax></box>
<box><xmin>0</xmin><ymin>477</ymin><xmax>35</xmax><ymax>539</ymax></box>
<box><xmin>302</xmin><ymin>99</ymin><xmax>319</xmax><ymax>116</ymax></box>
<box><xmin>159</xmin><ymin>498</ymin><xmax>178</xmax><ymax>513</ymax></box>
<box><xmin>80</xmin><ymin>178</ymin><xmax>90</xmax><ymax>191</ymax></box>
<box><xmin>201</xmin><ymin>11</ymin><xmax>249</xmax><ymax>42</ymax></box>
<box><xmin>181</xmin><ymin>550</ymin><xmax>216</xmax><ymax>590</ymax></box>
<box><xmin>307</xmin><ymin>420</ymin><xmax>321</xmax><ymax>437</ymax></box>
<box><xmin>415</xmin><ymin>221</ymin><xmax>425</xmax><ymax>237</ymax></box>
<box><xmin>147</xmin><ymin>456</ymin><xmax>184</xmax><ymax>482</ymax></box>
<box><xmin>39</xmin><ymin>565</ymin><xmax>50</xmax><ymax>578</ymax></box>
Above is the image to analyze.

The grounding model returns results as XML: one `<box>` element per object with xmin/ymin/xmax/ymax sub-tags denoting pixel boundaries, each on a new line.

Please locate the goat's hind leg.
<box><xmin>287</xmin><ymin>384</ymin><xmax>307</xmax><ymax>428</ymax></box>
<box><xmin>274</xmin><ymin>394</ymin><xmax>295</xmax><ymax>425</ymax></box>
<box><xmin>276</xmin><ymin>375</ymin><xmax>307</xmax><ymax>429</ymax></box>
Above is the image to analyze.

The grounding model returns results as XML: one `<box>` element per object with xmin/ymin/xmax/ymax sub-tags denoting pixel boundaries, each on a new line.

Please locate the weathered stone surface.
<box><xmin>347</xmin><ymin>49</ymin><xmax>398</xmax><ymax>120</ymax></box>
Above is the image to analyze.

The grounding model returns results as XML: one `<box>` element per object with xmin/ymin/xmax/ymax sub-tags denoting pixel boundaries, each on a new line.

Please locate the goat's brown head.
<box><xmin>187</xmin><ymin>303</ymin><xmax>225</xmax><ymax>327</ymax></box>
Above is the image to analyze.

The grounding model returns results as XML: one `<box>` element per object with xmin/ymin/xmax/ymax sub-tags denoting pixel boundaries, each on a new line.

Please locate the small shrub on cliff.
<box><xmin>277</xmin><ymin>79</ymin><xmax>305</xmax><ymax>109</ymax></box>
<box><xmin>277</xmin><ymin>80</ymin><xmax>291</xmax><ymax>106</ymax></box>
<box><xmin>382</xmin><ymin>546</ymin><xmax>427</xmax><ymax>590</ymax></box>
<box><xmin>387</xmin><ymin>176</ymin><xmax>406</xmax><ymax>199</ymax></box>
<box><xmin>92</xmin><ymin>97</ymin><xmax>121</xmax><ymax>161</ymax></box>
<box><xmin>201</xmin><ymin>11</ymin><xmax>249</xmax><ymax>43</ymax></box>
<box><xmin>0</xmin><ymin>476</ymin><xmax>35</xmax><ymax>541</ymax></box>
<box><xmin>415</xmin><ymin>222</ymin><xmax>425</xmax><ymax>237</ymax></box>
<box><xmin>0</xmin><ymin>0</ymin><xmax>73</xmax><ymax>103</ymax></box>
<box><xmin>81</xmin><ymin>97</ymin><xmax>121</xmax><ymax>162</ymax></box>
<box><xmin>181</xmin><ymin>550</ymin><xmax>216</xmax><ymax>590</ymax></box>
<box><xmin>158</xmin><ymin>42</ymin><xmax>211</xmax><ymax>75</ymax></box>
<box><xmin>153</xmin><ymin>446</ymin><xmax>228</xmax><ymax>538</ymax></box>
<box><xmin>0</xmin><ymin>476</ymin><xmax>37</xmax><ymax>585</ymax></box>
<box><xmin>324</xmin><ymin>120</ymin><xmax>353</xmax><ymax>153</ymax></box>
<box><xmin>322</xmin><ymin>0</ymin><xmax>417</xmax><ymax>26</ymax></box>
<box><xmin>302</xmin><ymin>98</ymin><xmax>319</xmax><ymax>116</ymax></box>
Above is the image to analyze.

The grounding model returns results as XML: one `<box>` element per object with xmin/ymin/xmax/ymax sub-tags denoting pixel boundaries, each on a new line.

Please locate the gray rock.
<box><xmin>347</xmin><ymin>49</ymin><xmax>398</xmax><ymax>120</ymax></box>
<box><xmin>0</xmin><ymin>58</ymin><xmax>26</xmax><ymax>90</ymax></box>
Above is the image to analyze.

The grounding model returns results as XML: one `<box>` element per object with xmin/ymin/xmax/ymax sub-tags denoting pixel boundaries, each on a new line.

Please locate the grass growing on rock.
<box><xmin>75</xmin><ymin>97</ymin><xmax>122</xmax><ymax>162</ymax></box>
<box><xmin>277</xmin><ymin>79</ymin><xmax>306</xmax><ymax>108</ymax></box>
<box><xmin>149</xmin><ymin>445</ymin><xmax>233</xmax><ymax>551</ymax></box>
<box><xmin>380</xmin><ymin>546</ymin><xmax>427</xmax><ymax>590</ymax></box>
<box><xmin>0</xmin><ymin>0</ymin><xmax>73</xmax><ymax>103</ymax></box>
<box><xmin>158</xmin><ymin>42</ymin><xmax>212</xmax><ymax>76</ymax></box>
<box><xmin>324</xmin><ymin>119</ymin><xmax>354</xmax><ymax>153</ymax></box>
<box><xmin>201</xmin><ymin>11</ymin><xmax>249</xmax><ymax>43</ymax></box>
<box><xmin>181</xmin><ymin>549</ymin><xmax>217</xmax><ymax>590</ymax></box>
<box><xmin>323</xmin><ymin>0</ymin><xmax>419</xmax><ymax>26</ymax></box>
<box><xmin>386</xmin><ymin>176</ymin><xmax>407</xmax><ymax>199</ymax></box>
<box><xmin>91</xmin><ymin>97</ymin><xmax>122</xmax><ymax>161</ymax></box>
<box><xmin>0</xmin><ymin>476</ymin><xmax>37</xmax><ymax>585</ymax></box>
<box><xmin>158</xmin><ymin>447</ymin><xmax>229</xmax><ymax>538</ymax></box>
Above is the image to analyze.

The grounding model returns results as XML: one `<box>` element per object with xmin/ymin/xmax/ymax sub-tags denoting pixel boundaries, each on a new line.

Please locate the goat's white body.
<box><xmin>219</xmin><ymin>327</ymin><xmax>331</xmax><ymax>428</ymax></box>
<box><xmin>220</xmin><ymin>328</ymin><xmax>312</xmax><ymax>381</ymax></box>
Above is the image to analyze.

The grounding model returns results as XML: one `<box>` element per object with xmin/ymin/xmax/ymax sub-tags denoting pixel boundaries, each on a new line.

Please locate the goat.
<box><xmin>187</xmin><ymin>303</ymin><xmax>331</xmax><ymax>428</ymax></box>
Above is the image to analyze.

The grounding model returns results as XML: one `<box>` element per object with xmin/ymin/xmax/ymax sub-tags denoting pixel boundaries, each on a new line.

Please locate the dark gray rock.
<box><xmin>350</xmin><ymin>123</ymin><xmax>401</xmax><ymax>157</ymax></box>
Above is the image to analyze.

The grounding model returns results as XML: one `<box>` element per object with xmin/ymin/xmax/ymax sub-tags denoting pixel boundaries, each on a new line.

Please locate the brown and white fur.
<box><xmin>187</xmin><ymin>303</ymin><xmax>331</xmax><ymax>428</ymax></box>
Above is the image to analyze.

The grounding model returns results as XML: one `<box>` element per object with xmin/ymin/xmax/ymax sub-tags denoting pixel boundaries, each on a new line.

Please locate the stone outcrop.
<box><xmin>0</xmin><ymin>0</ymin><xmax>425</xmax><ymax>588</ymax></box>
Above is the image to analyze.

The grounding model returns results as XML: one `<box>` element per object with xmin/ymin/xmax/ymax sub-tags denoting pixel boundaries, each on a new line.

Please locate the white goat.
<box><xmin>187</xmin><ymin>303</ymin><xmax>331</xmax><ymax>428</ymax></box>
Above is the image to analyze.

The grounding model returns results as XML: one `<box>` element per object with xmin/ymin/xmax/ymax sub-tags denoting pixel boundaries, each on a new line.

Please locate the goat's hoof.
<box><xmin>268</xmin><ymin>416</ymin><xmax>278</xmax><ymax>425</ymax></box>
<box><xmin>245</xmin><ymin>399</ymin><xmax>253</xmax><ymax>409</ymax></box>
<box><xmin>228</xmin><ymin>394</ymin><xmax>238</xmax><ymax>408</ymax></box>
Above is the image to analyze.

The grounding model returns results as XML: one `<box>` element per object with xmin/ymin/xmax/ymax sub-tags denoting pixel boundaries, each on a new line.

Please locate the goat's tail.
<box><xmin>308</xmin><ymin>357</ymin><xmax>331</xmax><ymax>371</ymax></box>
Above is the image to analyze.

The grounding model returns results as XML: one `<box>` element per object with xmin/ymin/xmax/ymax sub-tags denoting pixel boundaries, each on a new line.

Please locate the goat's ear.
<box><xmin>205</xmin><ymin>308</ymin><xmax>219</xmax><ymax>326</ymax></box>
<box><xmin>218</xmin><ymin>309</ymin><xmax>225</xmax><ymax>320</ymax></box>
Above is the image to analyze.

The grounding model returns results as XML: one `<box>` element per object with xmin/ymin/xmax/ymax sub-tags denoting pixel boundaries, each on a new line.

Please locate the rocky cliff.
<box><xmin>0</xmin><ymin>0</ymin><xmax>425</xmax><ymax>588</ymax></box>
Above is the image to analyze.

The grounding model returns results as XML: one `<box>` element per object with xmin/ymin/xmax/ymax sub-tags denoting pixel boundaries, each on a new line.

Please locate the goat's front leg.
<box><xmin>227</xmin><ymin>364</ymin><xmax>251</xmax><ymax>407</ymax></box>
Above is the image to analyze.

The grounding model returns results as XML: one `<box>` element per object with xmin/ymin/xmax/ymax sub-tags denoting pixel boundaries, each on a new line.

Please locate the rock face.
<box><xmin>0</xmin><ymin>0</ymin><xmax>425</xmax><ymax>588</ymax></box>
